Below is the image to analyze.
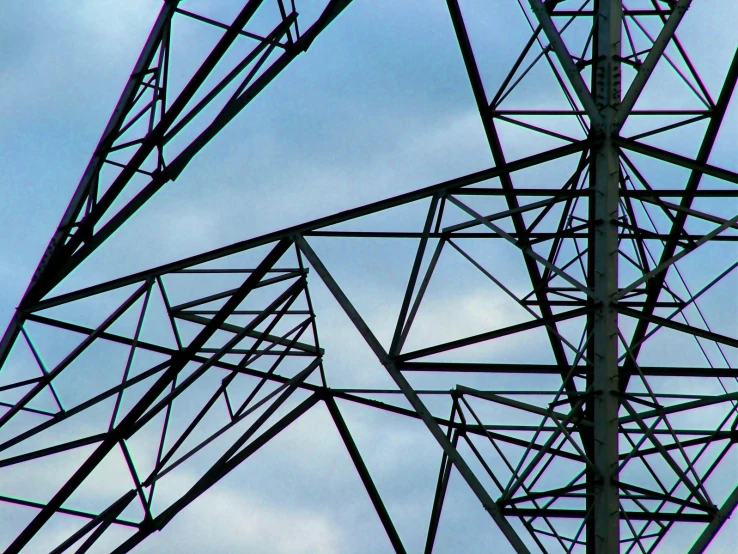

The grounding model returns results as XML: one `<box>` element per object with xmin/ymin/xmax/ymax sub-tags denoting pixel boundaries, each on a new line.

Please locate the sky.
<box><xmin>0</xmin><ymin>1</ymin><xmax>737</xmax><ymax>553</ymax></box>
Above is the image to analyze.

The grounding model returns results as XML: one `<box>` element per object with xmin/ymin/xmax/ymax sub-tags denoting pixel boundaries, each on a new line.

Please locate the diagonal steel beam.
<box><xmin>616</xmin><ymin>137</ymin><xmax>738</xmax><ymax>185</ymax></box>
<box><xmin>616</xmin><ymin>305</ymin><xmax>738</xmax><ymax>348</ymax></box>
<box><xmin>527</xmin><ymin>0</ymin><xmax>603</xmax><ymax>127</ymax></box>
<box><xmin>396</xmin><ymin>306</ymin><xmax>591</xmax><ymax>363</ymax></box>
<box><xmin>688</xmin><ymin>485</ymin><xmax>738</xmax><ymax>554</ymax></box>
<box><xmin>616</xmin><ymin>0</ymin><xmax>692</xmax><ymax>127</ymax></box>
<box><xmin>326</xmin><ymin>396</ymin><xmax>408</xmax><ymax>554</ymax></box>
<box><xmin>295</xmin><ymin>234</ymin><xmax>532</xmax><ymax>553</ymax></box>
<box><xmin>48</xmin><ymin>491</ymin><xmax>137</xmax><ymax>554</ymax></box>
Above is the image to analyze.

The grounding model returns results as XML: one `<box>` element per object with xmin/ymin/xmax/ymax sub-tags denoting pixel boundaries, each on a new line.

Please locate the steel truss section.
<box><xmin>1</xmin><ymin>0</ymin><xmax>737</xmax><ymax>552</ymax></box>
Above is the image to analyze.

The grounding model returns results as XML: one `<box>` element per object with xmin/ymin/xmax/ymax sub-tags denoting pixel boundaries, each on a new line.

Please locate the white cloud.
<box><xmin>137</xmin><ymin>483</ymin><xmax>344</xmax><ymax>554</ymax></box>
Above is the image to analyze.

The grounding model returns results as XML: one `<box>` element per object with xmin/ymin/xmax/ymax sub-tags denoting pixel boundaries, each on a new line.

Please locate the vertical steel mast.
<box><xmin>592</xmin><ymin>1</ymin><xmax>622</xmax><ymax>550</ymax></box>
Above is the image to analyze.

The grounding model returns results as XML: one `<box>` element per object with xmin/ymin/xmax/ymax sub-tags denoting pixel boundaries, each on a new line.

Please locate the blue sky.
<box><xmin>1</xmin><ymin>1</ymin><xmax>737</xmax><ymax>552</ymax></box>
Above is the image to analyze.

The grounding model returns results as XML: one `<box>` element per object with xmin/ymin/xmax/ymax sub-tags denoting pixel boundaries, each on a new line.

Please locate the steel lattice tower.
<box><xmin>1</xmin><ymin>1</ymin><xmax>736</xmax><ymax>552</ymax></box>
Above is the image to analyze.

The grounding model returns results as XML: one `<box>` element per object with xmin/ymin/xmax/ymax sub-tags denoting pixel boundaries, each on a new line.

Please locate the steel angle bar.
<box><xmin>0</xmin><ymin>434</ymin><xmax>107</xmax><ymax>469</ymax></box>
<box><xmin>616</xmin><ymin>0</ymin><xmax>692</xmax><ymax>127</ymax></box>
<box><xmin>396</xmin><ymin>306</ymin><xmax>591</xmax><ymax>363</ymax></box>
<box><xmin>626</xmin><ymin>113</ymin><xmax>710</xmax><ymax>142</ymax></box>
<box><xmin>688</xmin><ymin>485</ymin><xmax>738</xmax><ymax>554</ymax></box>
<box><xmin>119</xmin><ymin>441</ymin><xmax>150</xmax><ymax>521</ymax></box>
<box><xmin>167</xmin><ymin>271</ymin><xmax>303</xmax><ymax>311</ymax></box>
<box><xmin>458</xmin><ymin>188</ymin><xmax>592</xmax><ymax>197</ymax></box>
<box><xmin>448</xmin><ymin>196</ymin><xmax>593</xmax><ymax>296</ymax></box>
<box><xmin>0</xmin><ymin>375</ymin><xmax>42</xmax><ymax>393</ymax></box>
<box><xmin>401</xmin><ymin>362</ymin><xmax>573</xmax><ymax>374</ymax></box>
<box><xmin>390</xmin><ymin>196</ymin><xmax>438</xmax><ymax>357</ymax></box>
<box><xmin>493</xmin><ymin>114</ymin><xmax>581</xmax><ymax>143</ymax></box>
<box><xmin>175</xmin><ymin>312</ymin><xmax>321</xmax><ymax>354</ymax></box>
<box><xmin>326</xmin><ymin>396</ymin><xmax>408</xmax><ymax>554</ymax></box>
<box><xmin>0</xmin><ymin>401</ymin><xmax>53</xmax><ymax>418</ymax></box>
<box><xmin>0</xmin><ymin>493</ymin><xmax>138</xmax><ymax>529</ymax></box>
<box><xmin>424</xmin><ymin>400</ymin><xmax>459</xmax><ymax>554</ymax></box>
<box><xmin>618</xmin><ymin>400</ymin><xmax>712</xmax><ymax>508</ymax></box>
<box><xmin>395</xmin><ymin>238</ymin><xmax>445</xmax><ymax>354</ymax></box>
<box><xmin>504</xmin><ymin>482</ymin><xmax>590</xmax><ymax>506</ymax></box>
<box><xmin>443</xmin><ymin>195</ymin><xmax>574</xmax><ymax>234</ymax></box>
<box><xmin>111</xmin><ymin>279</ymin><xmax>154</xmax><ymax>430</ymax></box>
<box><xmin>526</xmin><ymin>0</ymin><xmax>602</xmax><ymax>127</ymax></box>
<box><xmin>616</xmin><ymin>138</ymin><xmax>738</xmax><ymax>186</ymax></box>
<box><xmin>456</xmin><ymin>385</ymin><xmax>591</xmax><ymax>428</ymax></box>
<box><xmin>637</xmin><ymin>196</ymin><xmax>738</xmax><ymax>230</ymax></box>
<box><xmin>616</xmin><ymin>481</ymin><xmax>710</xmax><ymax>513</ymax></box>
<box><xmin>398</xmin><ymin>362</ymin><xmax>738</xmax><ymax>378</ymax></box>
<box><xmin>622</xmin><ymin>431</ymin><xmax>737</xmax><ymax>463</ymax></box>
<box><xmin>616</xmin><ymin>305</ymin><xmax>738</xmax><ymax>348</ymax></box>
<box><xmin>424</xmin><ymin>429</ymin><xmax>458</xmax><ymax>554</ymax></box>
<box><xmin>622</xmin><ymin>189</ymin><xmax>738</xmax><ymax>198</ymax></box>
<box><xmin>448</xmin><ymin>239</ymin><xmax>592</xmax><ymax>363</ymax></box>
<box><xmin>294</xmin><ymin>235</ymin><xmax>532</xmax><ymax>553</ymax></box>
<box><xmin>620</xmin><ymin>391</ymin><xmax>738</xmax><ymax>426</ymax></box>
<box><xmin>501</xmin><ymin>508</ymin><xmax>711</xmax><ymax>522</ymax></box>
<box><xmin>48</xmin><ymin>491</ymin><xmax>138</xmax><ymax>554</ymax></box>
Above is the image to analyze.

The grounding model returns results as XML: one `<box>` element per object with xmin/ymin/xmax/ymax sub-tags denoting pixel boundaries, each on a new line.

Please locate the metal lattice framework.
<box><xmin>1</xmin><ymin>0</ymin><xmax>737</xmax><ymax>552</ymax></box>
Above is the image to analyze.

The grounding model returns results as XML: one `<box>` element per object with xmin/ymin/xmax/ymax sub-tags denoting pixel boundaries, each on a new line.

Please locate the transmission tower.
<box><xmin>1</xmin><ymin>0</ymin><xmax>736</xmax><ymax>552</ymax></box>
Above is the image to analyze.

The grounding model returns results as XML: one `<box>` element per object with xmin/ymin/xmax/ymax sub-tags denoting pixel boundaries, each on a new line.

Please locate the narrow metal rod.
<box><xmin>296</xmin><ymin>234</ymin><xmax>532</xmax><ymax>553</ymax></box>
<box><xmin>326</xmin><ymin>396</ymin><xmax>408</xmax><ymax>554</ymax></box>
